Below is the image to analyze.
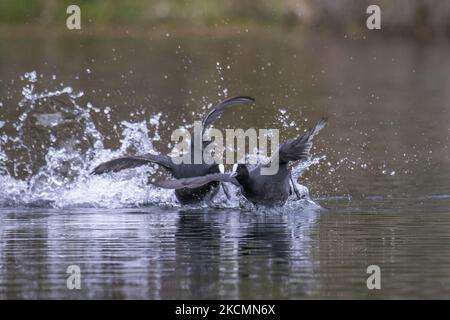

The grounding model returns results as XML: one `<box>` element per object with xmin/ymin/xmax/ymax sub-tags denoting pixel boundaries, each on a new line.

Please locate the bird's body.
<box><xmin>235</xmin><ymin>164</ymin><xmax>291</xmax><ymax>207</ymax></box>
<box><xmin>171</xmin><ymin>163</ymin><xmax>220</xmax><ymax>204</ymax></box>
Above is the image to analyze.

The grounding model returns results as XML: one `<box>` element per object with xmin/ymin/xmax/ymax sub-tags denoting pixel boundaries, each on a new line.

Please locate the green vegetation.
<box><xmin>0</xmin><ymin>0</ymin><xmax>289</xmax><ymax>26</ymax></box>
<box><xmin>0</xmin><ymin>0</ymin><xmax>449</xmax><ymax>38</ymax></box>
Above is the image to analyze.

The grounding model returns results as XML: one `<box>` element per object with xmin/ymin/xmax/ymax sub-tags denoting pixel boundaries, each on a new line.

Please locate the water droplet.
<box><xmin>24</xmin><ymin>71</ymin><xmax>37</xmax><ymax>82</ymax></box>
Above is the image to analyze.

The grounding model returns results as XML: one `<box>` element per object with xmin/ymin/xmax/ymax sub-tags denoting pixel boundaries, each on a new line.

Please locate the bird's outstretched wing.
<box><xmin>91</xmin><ymin>154</ymin><xmax>174</xmax><ymax>174</ymax></box>
<box><xmin>202</xmin><ymin>96</ymin><xmax>255</xmax><ymax>134</ymax></box>
<box><xmin>276</xmin><ymin>118</ymin><xmax>327</xmax><ymax>164</ymax></box>
<box><xmin>151</xmin><ymin>173</ymin><xmax>240</xmax><ymax>190</ymax></box>
<box><xmin>93</xmin><ymin>96</ymin><xmax>255</xmax><ymax>175</ymax></box>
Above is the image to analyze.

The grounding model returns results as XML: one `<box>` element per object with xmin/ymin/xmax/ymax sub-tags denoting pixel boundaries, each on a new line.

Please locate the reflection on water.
<box><xmin>1</xmin><ymin>196</ymin><xmax>450</xmax><ymax>299</ymax></box>
<box><xmin>0</xmin><ymin>206</ymin><xmax>315</xmax><ymax>299</ymax></box>
<box><xmin>1</xmin><ymin>30</ymin><xmax>450</xmax><ymax>298</ymax></box>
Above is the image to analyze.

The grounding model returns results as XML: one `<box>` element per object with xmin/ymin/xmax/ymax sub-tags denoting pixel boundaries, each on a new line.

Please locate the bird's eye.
<box><xmin>232</xmin><ymin>163</ymin><xmax>238</xmax><ymax>174</ymax></box>
<box><xmin>218</xmin><ymin>164</ymin><xmax>225</xmax><ymax>173</ymax></box>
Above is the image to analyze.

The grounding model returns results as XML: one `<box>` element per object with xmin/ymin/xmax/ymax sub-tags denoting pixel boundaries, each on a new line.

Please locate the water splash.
<box><xmin>0</xmin><ymin>72</ymin><xmax>171</xmax><ymax>208</ymax></box>
<box><xmin>0</xmin><ymin>71</ymin><xmax>323</xmax><ymax>210</ymax></box>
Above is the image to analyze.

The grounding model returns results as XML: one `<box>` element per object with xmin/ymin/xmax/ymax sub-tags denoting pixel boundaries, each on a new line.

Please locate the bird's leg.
<box><xmin>290</xmin><ymin>173</ymin><xmax>302</xmax><ymax>200</ymax></box>
<box><xmin>222</xmin><ymin>183</ymin><xmax>232</xmax><ymax>201</ymax></box>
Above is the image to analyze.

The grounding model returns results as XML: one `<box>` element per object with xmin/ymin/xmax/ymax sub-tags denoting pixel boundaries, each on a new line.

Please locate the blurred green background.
<box><xmin>1</xmin><ymin>0</ymin><xmax>450</xmax><ymax>38</ymax></box>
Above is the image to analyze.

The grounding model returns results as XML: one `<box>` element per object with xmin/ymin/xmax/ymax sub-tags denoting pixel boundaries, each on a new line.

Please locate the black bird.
<box><xmin>91</xmin><ymin>96</ymin><xmax>255</xmax><ymax>204</ymax></box>
<box><xmin>152</xmin><ymin>118</ymin><xmax>327</xmax><ymax>207</ymax></box>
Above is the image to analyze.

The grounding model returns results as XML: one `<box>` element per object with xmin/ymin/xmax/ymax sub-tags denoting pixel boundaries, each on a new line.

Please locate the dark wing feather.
<box><xmin>151</xmin><ymin>173</ymin><xmax>240</xmax><ymax>190</ymax></box>
<box><xmin>202</xmin><ymin>96</ymin><xmax>255</xmax><ymax>134</ymax></box>
<box><xmin>91</xmin><ymin>154</ymin><xmax>173</xmax><ymax>174</ymax></box>
<box><xmin>277</xmin><ymin>118</ymin><xmax>327</xmax><ymax>164</ymax></box>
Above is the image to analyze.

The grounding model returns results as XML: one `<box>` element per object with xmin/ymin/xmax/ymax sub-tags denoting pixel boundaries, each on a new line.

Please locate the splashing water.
<box><xmin>0</xmin><ymin>72</ymin><xmax>323</xmax><ymax>210</ymax></box>
<box><xmin>0</xmin><ymin>72</ymin><xmax>173</xmax><ymax>208</ymax></box>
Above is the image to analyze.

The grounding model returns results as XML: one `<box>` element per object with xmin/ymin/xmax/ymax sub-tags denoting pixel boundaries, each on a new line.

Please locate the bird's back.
<box><xmin>243</xmin><ymin>164</ymin><xmax>291</xmax><ymax>206</ymax></box>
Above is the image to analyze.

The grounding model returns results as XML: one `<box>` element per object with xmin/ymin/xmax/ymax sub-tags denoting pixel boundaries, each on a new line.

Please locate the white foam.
<box><xmin>0</xmin><ymin>71</ymin><xmax>322</xmax><ymax>209</ymax></box>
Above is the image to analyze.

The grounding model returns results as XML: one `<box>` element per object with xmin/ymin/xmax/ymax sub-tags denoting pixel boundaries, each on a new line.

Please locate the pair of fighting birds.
<box><xmin>92</xmin><ymin>96</ymin><xmax>327</xmax><ymax>207</ymax></box>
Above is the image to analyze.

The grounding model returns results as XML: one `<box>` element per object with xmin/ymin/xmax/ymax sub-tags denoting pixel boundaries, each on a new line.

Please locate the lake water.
<box><xmin>0</xmin><ymin>30</ymin><xmax>450</xmax><ymax>299</ymax></box>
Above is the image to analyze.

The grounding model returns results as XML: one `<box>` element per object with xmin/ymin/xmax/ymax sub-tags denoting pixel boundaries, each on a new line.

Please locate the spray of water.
<box><xmin>0</xmin><ymin>71</ymin><xmax>323</xmax><ymax>209</ymax></box>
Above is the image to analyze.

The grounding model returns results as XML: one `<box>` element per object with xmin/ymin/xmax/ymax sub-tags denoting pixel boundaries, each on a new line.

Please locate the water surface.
<box><xmin>1</xmin><ymin>30</ymin><xmax>450</xmax><ymax>299</ymax></box>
